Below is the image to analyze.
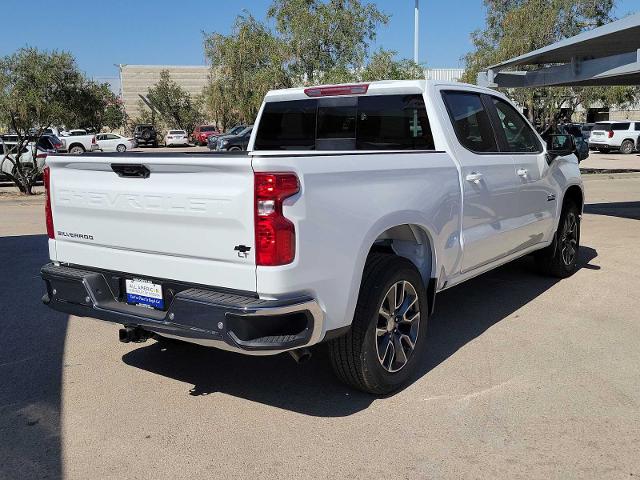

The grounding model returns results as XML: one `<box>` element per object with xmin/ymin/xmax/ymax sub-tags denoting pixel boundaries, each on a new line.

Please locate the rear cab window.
<box><xmin>441</xmin><ymin>91</ymin><xmax>498</xmax><ymax>152</ymax></box>
<box><xmin>253</xmin><ymin>94</ymin><xmax>435</xmax><ymax>151</ymax></box>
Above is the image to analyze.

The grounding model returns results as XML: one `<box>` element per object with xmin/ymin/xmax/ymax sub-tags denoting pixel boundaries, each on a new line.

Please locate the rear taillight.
<box><xmin>254</xmin><ymin>173</ymin><xmax>299</xmax><ymax>266</ymax></box>
<box><xmin>304</xmin><ymin>84</ymin><xmax>369</xmax><ymax>97</ymax></box>
<box><xmin>92</xmin><ymin>136</ymin><xmax>96</xmax><ymax>144</ymax></box>
<box><xmin>43</xmin><ymin>166</ymin><xmax>55</xmax><ymax>239</ymax></box>
<box><xmin>607</xmin><ymin>131</ymin><xmax>614</xmax><ymax>138</ymax></box>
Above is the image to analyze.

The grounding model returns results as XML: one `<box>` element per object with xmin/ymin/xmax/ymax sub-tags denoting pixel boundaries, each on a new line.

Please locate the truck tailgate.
<box><xmin>47</xmin><ymin>154</ymin><xmax>256</xmax><ymax>292</ymax></box>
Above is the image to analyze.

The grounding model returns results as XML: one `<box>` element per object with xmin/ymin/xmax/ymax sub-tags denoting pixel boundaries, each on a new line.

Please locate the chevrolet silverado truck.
<box><xmin>40</xmin><ymin>80</ymin><xmax>584</xmax><ymax>394</ymax></box>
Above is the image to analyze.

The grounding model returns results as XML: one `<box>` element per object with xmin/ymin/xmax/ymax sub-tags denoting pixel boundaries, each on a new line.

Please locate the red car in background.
<box><xmin>191</xmin><ymin>125</ymin><xmax>220</xmax><ymax>145</ymax></box>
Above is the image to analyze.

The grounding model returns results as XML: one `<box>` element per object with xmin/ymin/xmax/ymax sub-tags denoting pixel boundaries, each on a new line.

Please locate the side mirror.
<box><xmin>547</xmin><ymin>134</ymin><xmax>576</xmax><ymax>161</ymax></box>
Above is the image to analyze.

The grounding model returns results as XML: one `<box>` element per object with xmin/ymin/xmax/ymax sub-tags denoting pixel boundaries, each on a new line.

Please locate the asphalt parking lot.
<box><xmin>1</xmin><ymin>172</ymin><xmax>639</xmax><ymax>479</ymax></box>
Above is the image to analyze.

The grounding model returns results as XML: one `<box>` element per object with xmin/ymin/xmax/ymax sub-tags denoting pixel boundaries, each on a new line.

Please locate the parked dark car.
<box><xmin>133</xmin><ymin>124</ymin><xmax>158</xmax><ymax>147</ymax></box>
<box><xmin>37</xmin><ymin>134</ymin><xmax>65</xmax><ymax>152</ymax></box>
<box><xmin>214</xmin><ymin>126</ymin><xmax>253</xmax><ymax>151</ymax></box>
<box><xmin>207</xmin><ymin>124</ymin><xmax>247</xmax><ymax>150</ymax></box>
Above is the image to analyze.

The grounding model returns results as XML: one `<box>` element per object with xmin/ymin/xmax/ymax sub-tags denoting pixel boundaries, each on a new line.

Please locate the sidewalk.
<box><xmin>580</xmin><ymin>151</ymin><xmax>640</xmax><ymax>172</ymax></box>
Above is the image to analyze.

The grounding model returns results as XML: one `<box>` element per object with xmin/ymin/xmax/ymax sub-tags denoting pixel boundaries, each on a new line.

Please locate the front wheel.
<box><xmin>116</xmin><ymin>144</ymin><xmax>127</xmax><ymax>153</ymax></box>
<box><xmin>535</xmin><ymin>200</ymin><xmax>580</xmax><ymax>278</ymax></box>
<box><xmin>329</xmin><ymin>254</ymin><xmax>428</xmax><ymax>395</ymax></box>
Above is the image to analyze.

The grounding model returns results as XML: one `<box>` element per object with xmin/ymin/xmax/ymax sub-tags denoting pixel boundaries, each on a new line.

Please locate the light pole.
<box><xmin>414</xmin><ymin>0</ymin><xmax>419</xmax><ymax>64</ymax></box>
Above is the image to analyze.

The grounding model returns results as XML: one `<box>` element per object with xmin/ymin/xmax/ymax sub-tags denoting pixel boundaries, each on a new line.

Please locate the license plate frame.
<box><xmin>125</xmin><ymin>278</ymin><xmax>165</xmax><ymax>310</ymax></box>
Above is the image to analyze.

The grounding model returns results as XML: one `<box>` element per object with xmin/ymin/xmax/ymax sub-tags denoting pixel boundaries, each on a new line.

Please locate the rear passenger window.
<box><xmin>357</xmin><ymin>95</ymin><xmax>434</xmax><ymax>150</ymax></box>
<box><xmin>253</xmin><ymin>99</ymin><xmax>316</xmax><ymax>150</ymax></box>
<box><xmin>612</xmin><ymin>123</ymin><xmax>630</xmax><ymax>130</ymax></box>
<box><xmin>491</xmin><ymin>97</ymin><xmax>541</xmax><ymax>153</ymax></box>
<box><xmin>442</xmin><ymin>91</ymin><xmax>497</xmax><ymax>152</ymax></box>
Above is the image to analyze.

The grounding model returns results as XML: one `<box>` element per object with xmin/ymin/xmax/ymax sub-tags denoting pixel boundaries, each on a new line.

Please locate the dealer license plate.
<box><xmin>125</xmin><ymin>278</ymin><xmax>164</xmax><ymax>309</ymax></box>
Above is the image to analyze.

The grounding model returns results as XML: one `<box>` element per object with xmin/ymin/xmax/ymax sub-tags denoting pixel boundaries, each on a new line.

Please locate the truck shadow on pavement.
<box><xmin>0</xmin><ymin>234</ymin><xmax>68</xmax><ymax>480</ymax></box>
<box><xmin>584</xmin><ymin>201</ymin><xmax>640</xmax><ymax>220</ymax></box>
<box><xmin>122</xmin><ymin>246</ymin><xmax>599</xmax><ymax>417</ymax></box>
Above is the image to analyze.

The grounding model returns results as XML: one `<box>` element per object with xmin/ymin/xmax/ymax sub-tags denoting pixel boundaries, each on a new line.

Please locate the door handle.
<box><xmin>465</xmin><ymin>172</ymin><xmax>483</xmax><ymax>184</ymax></box>
<box><xmin>517</xmin><ymin>168</ymin><xmax>528</xmax><ymax>178</ymax></box>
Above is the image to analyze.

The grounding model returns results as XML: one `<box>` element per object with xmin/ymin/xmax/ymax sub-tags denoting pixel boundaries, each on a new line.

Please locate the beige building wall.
<box><xmin>119</xmin><ymin>65</ymin><xmax>210</xmax><ymax>120</ymax></box>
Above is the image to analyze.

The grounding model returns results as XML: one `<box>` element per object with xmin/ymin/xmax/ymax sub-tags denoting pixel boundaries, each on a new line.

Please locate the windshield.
<box><xmin>228</xmin><ymin>125</ymin><xmax>245</xmax><ymax>135</ymax></box>
<box><xmin>200</xmin><ymin>126</ymin><xmax>216</xmax><ymax>132</ymax></box>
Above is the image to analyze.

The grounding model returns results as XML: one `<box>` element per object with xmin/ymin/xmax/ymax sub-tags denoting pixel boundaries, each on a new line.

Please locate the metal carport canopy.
<box><xmin>478</xmin><ymin>12</ymin><xmax>640</xmax><ymax>87</ymax></box>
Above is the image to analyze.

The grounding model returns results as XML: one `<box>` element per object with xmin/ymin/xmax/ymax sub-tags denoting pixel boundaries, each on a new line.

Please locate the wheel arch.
<box><xmin>563</xmin><ymin>184</ymin><xmax>584</xmax><ymax>214</ymax></box>
<box><xmin>361</xmin><ymin>222</ymin><xmax>438</xmax><ymax>316</ymax></box>
<box><xmin>67</xmin><ymin>142</ymin><xmax>85</xmax><ymax>152</ymax></box>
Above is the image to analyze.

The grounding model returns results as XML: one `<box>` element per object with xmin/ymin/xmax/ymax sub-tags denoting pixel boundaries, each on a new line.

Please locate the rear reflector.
<box><xmin>304</xmin><ymin>84</ymin><xmax>369</xmax><ymax>97</ymax></box>
<box><xmin>607</xmin><ymin>131</ymin><xmax>614</xmax><ymax>138</ymax></box>
<box><xmin>43</xmin><ymin>166</ymin><xmax>55</xmax><ymax>239</ymax></box>
<box><xmin>254</xmin><ymin>173</ymin><xmax>299</xmax><ymax>266</ymax></box>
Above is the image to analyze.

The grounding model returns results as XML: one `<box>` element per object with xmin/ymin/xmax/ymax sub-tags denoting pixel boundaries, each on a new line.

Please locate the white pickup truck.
<box><xmin>41</xmin><ymin>80</ymin><xmax>584</xmax><ymax>394</ymax></box>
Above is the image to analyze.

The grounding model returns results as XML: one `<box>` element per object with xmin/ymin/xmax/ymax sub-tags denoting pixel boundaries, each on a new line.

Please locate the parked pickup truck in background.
<box><xmin>59</xmin><ymin>130</ymin><xmax>99</xmax><ymax>155</ymax></box>
<box><xmin>40</xmin><ymin>80</ymin><xmax>584</xmax><ymax>394</ymax></box>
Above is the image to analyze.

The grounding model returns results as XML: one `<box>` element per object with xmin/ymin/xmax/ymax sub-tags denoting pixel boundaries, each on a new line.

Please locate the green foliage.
<box><xmin>146</xmin><ymin>70</ymin><xmax>203</xmax><ymax>133</ymax></box>
<box><xmin>361</xmin><ymin>49</ymin><xmax>424</xmax><ymax>82</ymax></box>
<box><xmin>203</xmin><ymin>3</ymin><xmax>423</xmax><ymax>127</ymax></box>
<box><xmin>204</xmin><ymin>14</ymin><xmax>291</xmax><ymax>127</ymax></box>
<box><xmin>68</xmin><ymin>81</ymin><xmax>125</xmax><ymax>132</ymax></box>
<box><xmin>267</xmin><ymin>0</ymin><xmax>389</xmax><ymax>85</ymax></box>
<box><xmin>462</xmin><ymin>0</ymin><xmax>638</xmax><ymax>123</ymax></box>
<box><xmin>0</xmin><ymin>47</ymin><xmax>84</xmax><ymax>194</ymax></box>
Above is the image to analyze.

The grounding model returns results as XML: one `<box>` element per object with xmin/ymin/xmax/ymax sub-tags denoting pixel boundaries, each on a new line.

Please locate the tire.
<box><xmin>142</xmin><ymin>130</ymin><xmax>152</xmax><ymax>140</ymax></box>
<box><xmin>620</xmin><ymin>139</ymin><xmax>635</xmax><ymax>155</ymax></box>
<box><xmin>116</xmin><ymin>144</ymin><xmax>127</xmax><ymax>153</ymax></box>
<box><xmin>228</xmin><ymin>146</ymin><xmax>241</xmax><ymax>151</ymax></box>
<box><xmin>534</xmin><ymin>200</ymin><xmax>580</xmax><ymax>278</ymax></box>
<box><xmin>69</xmin><ymin>145</ymin><xmax>85</xmax><ymax>155</ymax></box>
<box><xmin>328</xmin><ymin>253</ymin><xmax>428</xmax><ymax>395</ymax></box>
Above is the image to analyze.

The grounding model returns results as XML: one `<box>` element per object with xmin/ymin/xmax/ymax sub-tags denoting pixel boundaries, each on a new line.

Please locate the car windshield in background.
<box><xmin>229</xmin><ymin>126</ymin><xmax>245</xmax><ymax>135</ymax></box>
<box><xmin>201</xmin><ymin>126</ymin><xmax>216</xmax><ymax>132</ymax></box>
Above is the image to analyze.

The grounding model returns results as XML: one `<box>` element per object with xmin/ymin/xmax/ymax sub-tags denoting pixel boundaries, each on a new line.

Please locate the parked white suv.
<box><xmin>40</xmin><ymin>80</ymin><xmax>584</xmax><ymax>394</ymax></box>
<box><xmin>588</xmin><ymin>121</ymin><xmax>640</xmax><ymax>154</ymax></box>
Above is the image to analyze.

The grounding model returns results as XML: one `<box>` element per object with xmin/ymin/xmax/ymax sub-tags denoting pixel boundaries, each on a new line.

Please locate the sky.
<box><xmin>0</xmin><ymin>0</ymin><xmax>638</xmax><ymax>88</ymax></box>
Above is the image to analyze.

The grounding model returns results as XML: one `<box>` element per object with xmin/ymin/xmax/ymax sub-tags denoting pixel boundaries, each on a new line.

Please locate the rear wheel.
<box><xmin>329</xmin><ymin>254</ymin><xmax>428</xmax><ymax>395</ymax></box>
<box><xmin>228</xmin><ymin>146</ymin><xmax>241</xmax><ymax>151</ymax></box>
<box><xmin>69</xmin><ymin>145</ymin><xmax>85</xmax><ymax>155</ymax></box>
<box><xmin>535</xmin><ymin>200</ymin><xmax>580</xmax><ymax>278</ymax></box>
<box><xmin>116</xmin><ymin>144</ymin><xmax>127</xmax><ymax>153</ymax></box>
<box><xmin>620</xmin><ymin>140</ymin><xmax>635</xmax><ymax>155</ymax></box>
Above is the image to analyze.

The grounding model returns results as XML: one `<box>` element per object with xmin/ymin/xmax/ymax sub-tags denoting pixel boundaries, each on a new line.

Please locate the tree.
<box><xmin>68</xmin><ymin>81</ymin><xmax>126</xmax><ymax>132</ymax></box>
<box><xmin>0</xmin><ymin>48</ymin><xmax>84</xmax><ymax>194</ymax></box>
<box><xmin>268</xmin><ymin>0</ymin><xmax>389</xmax><ymax>85</ymax></box>
<box><xmin>204</xmin><ymin>14</ymin><xmax>291</xmax><ymax>127</ymax></box>
<box><xmin>462</xmin><ymin>0</ymin><xmax>638</xmax><ymax>124</ymax></box>
<box><xmin>361</xmin><ymin>49</ymin><xmax>424</xmax><ymax>82</ymax></box>
<box><xmin>146</xmin><ymin>70</ymin><xmax>203</xmax><ymax>133</ymax></box>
